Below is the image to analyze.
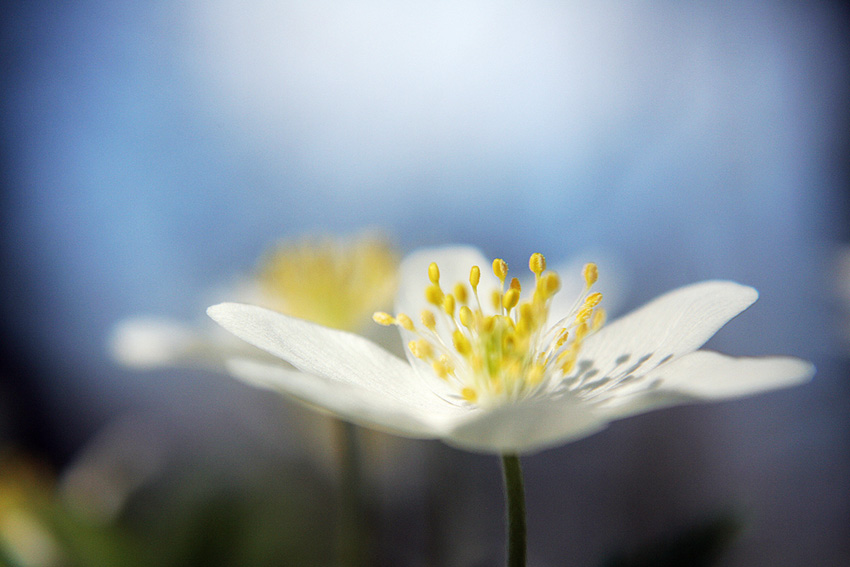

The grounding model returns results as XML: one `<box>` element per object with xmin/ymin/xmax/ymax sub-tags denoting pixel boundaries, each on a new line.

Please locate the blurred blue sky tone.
<box><xmin>1</xmin><ymin>1</ymin><xmax>848</xmax><ymax>564</ymax></box>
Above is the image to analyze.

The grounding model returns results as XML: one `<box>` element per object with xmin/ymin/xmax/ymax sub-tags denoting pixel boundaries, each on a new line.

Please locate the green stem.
<box><xmin>336</xmin><ymin>420</ymin><xmax>369</xmax><ymax>567</ymax></box>
<box><xmin>501</xmin><ymin>454</ymin><xmax>527</xmax><ymax>567</ymax></box>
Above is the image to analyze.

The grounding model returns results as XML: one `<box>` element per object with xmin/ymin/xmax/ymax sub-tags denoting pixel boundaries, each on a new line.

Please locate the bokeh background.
<box><xmin>1</xmin><ymin>1</ymin><xmax>848</xmax><ymax>566</ymax></box>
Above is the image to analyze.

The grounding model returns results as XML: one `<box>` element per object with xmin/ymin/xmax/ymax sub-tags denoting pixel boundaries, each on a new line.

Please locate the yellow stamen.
<box><xmin>470</xmin><ymin>265</ymin><xmax>481</xmax><ymax>289</ymax></box>
<box><xmin>502</xmin><ymin>288</ymin><xmax>520</xmax><ymax>312</ymax></box>
<box><xmin>459</xmin><ymin>305</ymin><xmax>474</xmax><ymax>328</ymax></box>
<box><xmin>529</xmin><ymin>253</ymin><xmax>546</xmax><ymax>277</ymax></box>
<box><xmin>492</xmin><ymin>259</ymin><xmax>508</xmax><ymax>282</ymax></box>
<box><xmin>583</xmin><ymin>263</ymin><xmax>598</xmax><ymax>287</ymax></box>
<box><xmin>409</xmin><ymin>339</ymin><xmax>433</xmax><ymax>360</ymax></box>
<box><xmin>461</xmin><ymin>387</ymin><xmax>478</xmax><ymax>402</ymax></box>
<box><xmin>425</xmin><ymin>284</ymin><xmax>444</xmax><ymax>306</ymax></box>
<box><xmin>453</xmin><ymin>283</ymin><xmax>468</xmax><ymax>304</ymax></box>
<box><xmin>432</xmin><ymin>359</ymin><xmax>450</xmax><ymax>379</ymax></box>
<box><xmin>555</xmin><ymin>328</ymin><xmax>569</xmax><ymax>348</ymax></box>
<box><xmin>372</xmin><ymin>312</ymin><xmax>395</xmax><ymax>326</ymax></box>
<box><xmin>585</xmin><ymin>292</ymin><xmax>603</xmax><ymax>308</ymax></box>
<box><xmin>396</xmin><ymin>313</ymin><xmax>415</xmax><ymax>331</ymax></box>
<box><xmin>382</xmin><ymin>252</ymin><xmax>605</xmax><ymax>408</ymax></box>
<box><xmin>540</xmin><ymin>273</ymin><xmax>560</xmax><ymax>298</ymax></box>
<box><xmin>428</xmin><ymin>262</ymin><xmax>440</xmax><ymax>284</ymax></box>
<box><xmin>592</xmin><ymin>308</ymin><xmax>606</xmax><ymax>330</ymax></box>
<box><xmin>576</xmin><ymin>306</ymin><xmax>593</xmax><ymax>324</ymax></box>
<box><xmin>452</xmin><ymin>330</ymin><xmax>472</xmax><ymax>356</ymax></box>
<box><xmin>421</xmin><ymin>309</ymin><xmax>437</xmax><ymax>331</ymax></box>
<box><xmin>574</xmin><ymin>322</ymin><xmax>589</xmax><ymax>341</ymax></box>
<box><xmin>443</xmin><ymin>294</ymin><xmax>456</xmax><ymax>316</ymax></box>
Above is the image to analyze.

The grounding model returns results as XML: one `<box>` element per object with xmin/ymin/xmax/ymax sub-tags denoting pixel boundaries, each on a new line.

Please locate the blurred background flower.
<box><xmin>1</xmin><ymin>1</ymin><xmax>847</xmax><ymax>566</ymax></box>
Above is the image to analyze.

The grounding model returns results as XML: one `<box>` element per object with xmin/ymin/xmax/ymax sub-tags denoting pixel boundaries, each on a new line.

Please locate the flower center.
<box><xmin>258</xmin><ymin>233</ymin><xmax>399</xmax><ymax>332</ymax></box>
<box><xmin>374</xmin><ymin>253</ymin><xmax>605</xmax><ymax>407</ymax></box>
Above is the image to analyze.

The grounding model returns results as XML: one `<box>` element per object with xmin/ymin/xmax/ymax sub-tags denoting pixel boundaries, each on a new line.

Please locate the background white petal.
<box><xmin>396</xmin><ymin>245</ymin><xmax>494</xmax><ymax>317</ymax></box>
<box><xmin>108</xmin><ymin>317</ymin><xmax>223</xmax><ymax>369</ymax></box>
<box><xmin>226</xmin><ymin>358</ymin><xmax>449</xmax><ymax>439</ymax></box>
<box><xmin>208</xmin><ymin>302</ymin><xmax>458</xmax><ymax>416</ymax></box>
<box><xmin>109</xmin><ymin>316</ymin><xmax>274</xmax><ymax>370</ymax></box>
<box><xmin>574</xmin><ymin>281</ymin><xmax>758</xmax><ymax>382</ymax></box>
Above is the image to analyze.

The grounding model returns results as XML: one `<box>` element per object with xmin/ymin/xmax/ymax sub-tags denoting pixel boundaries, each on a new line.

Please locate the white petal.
<box><xmin>207</xmin><ymin>303</ymin><xmax>457</xmax><ymax>416</ymax></box>
<box><xmin>227</xmin><ymin>358</ymin><xmax>448</xmax><ymax>438</ymax></box>
<box><xmin>646</xmin><ymin>350</ymin><xmax>814</xmax><ymax>399</ymax></box>
<box><xmin>445</xmin><ymin>395</ymin><xmax>606</xmax><ymax>455</ymax></box>
<box><xmin>594</xmin><ymin>350</ymin><xmax>814</xmax><ymax>419</ymax></box>
<box><xmin>574</xmin><ymin>281</ymin><xmax>759</xmax><ymax>381</ymax></box>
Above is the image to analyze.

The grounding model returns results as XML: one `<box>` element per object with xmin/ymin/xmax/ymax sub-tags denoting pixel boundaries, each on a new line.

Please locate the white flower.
<box><xmin>109</xmin><ymin>232</ymin><xmax>413</xmax><ymax>482</ymax></box>
<box><xmin>110</xmin><ymin>232</ymin><xmax>399</xmax><ymax>370</ymax></box>
<box><xmin>208</xmin><ymin>246</ymin><xmax>814</xmax><ymax>455</ymax></box>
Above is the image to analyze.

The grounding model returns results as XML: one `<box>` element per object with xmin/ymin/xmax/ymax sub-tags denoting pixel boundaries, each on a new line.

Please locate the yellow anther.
<box><xmin>540</xmin><ymin>272</ymin><xmax>561</xmax><ymax>298</ymax></box>
<box><xmin>516</xmin><ymin>303</ymin><xmax>535</xmax><ymax>335</ymax></box>
<box><xmin>421</xmin><ymin>309</ymin><xmax>437</xmax><ymax>331</ymax></box>
<box><xmin>461</xmin><ymin>387</ymin><xmax>478</xmax><ymax>402</ymax></box>
<box><xmin>555</xmin><ymin>328</ymin><xmax>569</xmax><ymax>348</ymax></box>
<box><xmin>492</xmin><ymin>258</ymin><xmax>508</xmax><ymax>282</ymax></box>
<box><xmin>529</xmin><ymin>253</ymin><xmax>546</xmax><ymax>276</ymax></box>
<box><xmin>452</xmin><ymin>330</ymin><xmax>472</xmax><ymax>356</ymax></box>
<box><xmin>576</xmin><ymin>306</ymin><xmax>593</xmax><ymax>324</ymax></box>
<box><xmin>459</xmin><ymin>305</ymin><xmax>474</xmax><ymax>328</ymax></box>
<box><xmin>428</xmin><ymin>262</ymin><xmax>440</xmax><ymax>284</ymax></box>
<box><xmin>583</xmin><ymin>263</ymin><xmax>598</xmax><ymax>287</ymax></box>
<box><xmin>584</xmin><ymin>292</ymin><xmax>603</xmax><ymax>308</ymax></box>
<box><xmin>561</xmin><ymin>356</ymin><xmax>576</xmax><ymax>374</ymax></box>
<box><xmin>592</xmin><ymin>308</ymin><xmax>606</xmax><ymax>330</ymax></box>
<box><xmin>372</xmin><ymin>312</ymin><xmax>395</xmax><ymax>326</ymax></box>
<box><xmin>453</xmin><ymin>283</ymin><xmax>468</xmax><ymax>304</ymax></box>
<box><xmin>409</xmin><ymin>339</ymin><xmax>433</xmax><ymax>360</ymax></box>
<box><xmin>438</xmin><ymin>353</ymin><xmax>454</xmax><ymax>374</ymax></box>
<box><xmin>396</xmin><ymin>312</ymin><xmax>415</xmax><ymax>331</ymax></box>
<box><xmin>425</xmin><ymin>284</ymin><xmax>444</xmax><ymax>306</ymax></box>
<box><xmin>509</xmin><ymin>277</ymin><xmax>521</xmax><ymax>291</ymax></box>
<box><xmin>443</xmin><ymin>294</ymin><xmax>456</xmax><ymax>316</ymax></box>
<box><xmin>481</xmin><ymin>316</ymin><xmax>496</xmax><ymax>333</ymax></box>
<box><xmin>574</xmin><ymin>322</ymin><xmax>589</xmax><ymax>341</ymax></box>
<box><xmin>432</xmin><ymin>359</ymin><xmax>450</xmax><ymax>380</ymax></box>
<box><xmin>502</xmin><ymin>288</ymin><xmax>520</xmax><ymax>311</ymax></box>
<box><xmin>470</xmin><ymin>265</ymin><xmax>481</xmax><ymax>289</ymax></box>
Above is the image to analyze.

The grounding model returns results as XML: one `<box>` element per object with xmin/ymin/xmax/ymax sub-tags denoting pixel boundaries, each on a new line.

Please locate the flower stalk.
<box><xmin>502</xmin><ymin>454</ymin><xmax>526</xmax><ymax>567</ymax></box>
